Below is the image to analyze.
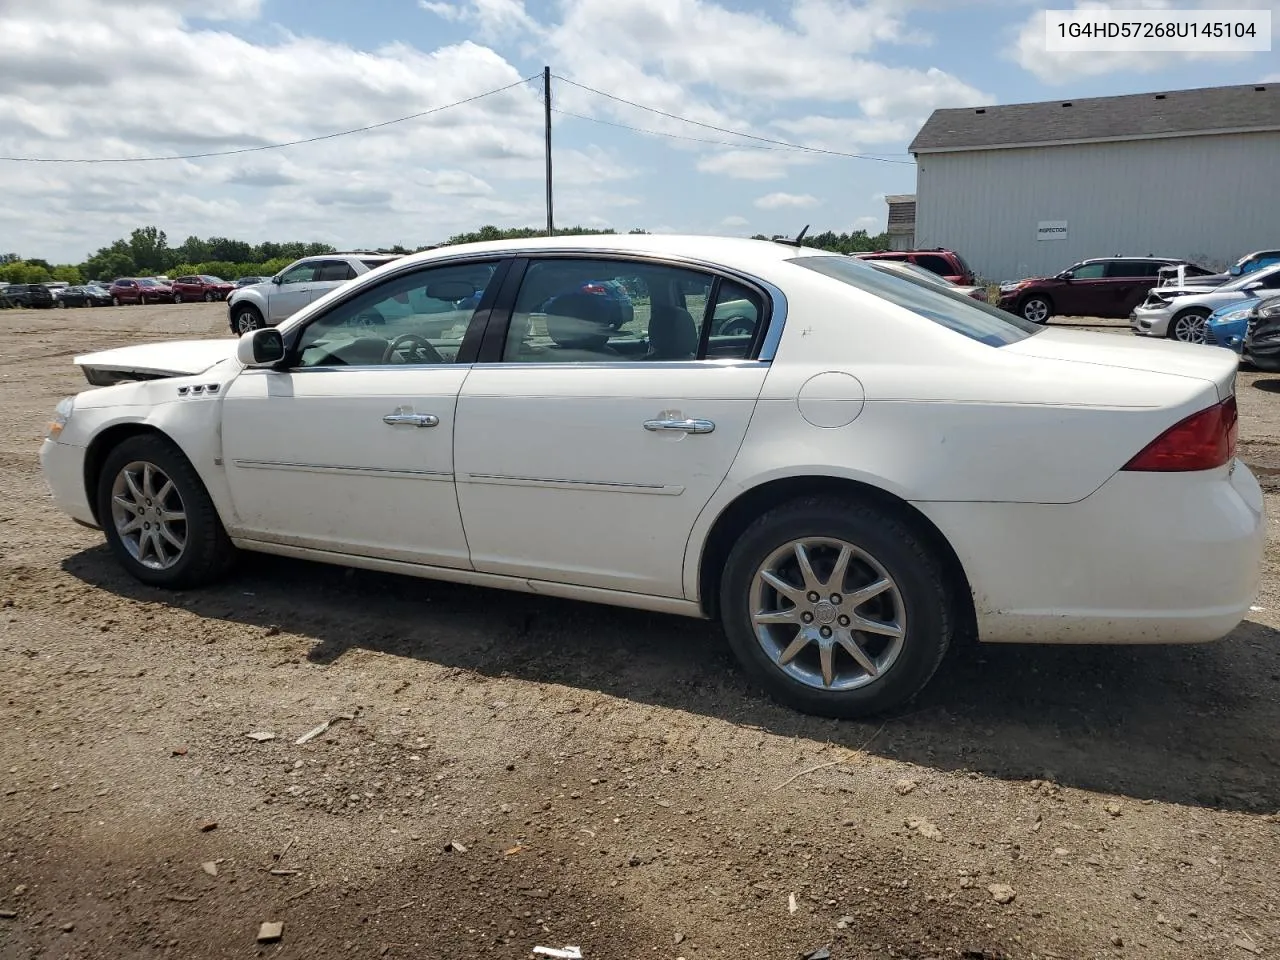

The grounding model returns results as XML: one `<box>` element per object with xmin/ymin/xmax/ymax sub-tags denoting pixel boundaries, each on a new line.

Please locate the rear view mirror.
<box><xmin>236</xmin><ymin>327</ymin><xmax>285</xmax><ymax>367</ymax></box>
<box><xmin>425</xmin><ymin>279</ymin><xmax>477</xmax><ymax>301</ymax></box>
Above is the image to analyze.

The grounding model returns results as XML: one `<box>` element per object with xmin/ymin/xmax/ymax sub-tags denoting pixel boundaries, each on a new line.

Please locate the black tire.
<box><xmin>234</xmin><ymin>305</ymin><xmax>265</xmax><ymax>333</ymax></box>
<box><xmin>173</xmin><ymin>293</ymin><xmax>183</xmax><ymax>303</ymax></box>
<box><xmin>96</xmin><ymin>434</ymin><xmax>236</xmax><ymax>588</ymax></box>
<box><xmin>1168</xmin><ymin>307</ymin><xmax>1210</xmax><ymax>344</ymax></box>
<box><xmin>719</xmin><ymin>497</ymin><xmax>952</xmax><ymax>718</ymax></box>
<box><xmin>1019</xmin><ymin>295</ymin><xmax>1053</xmax><ymax>324</ymax></box>
<box><xmin>112</xmin><ymin>296</ymin><xmax>120</xmax><ymax>306</ymax></box>
<box><xmin>204</xmin><ymin>292</ymin><xmax>215</xmax><ymax>302</ymax></box>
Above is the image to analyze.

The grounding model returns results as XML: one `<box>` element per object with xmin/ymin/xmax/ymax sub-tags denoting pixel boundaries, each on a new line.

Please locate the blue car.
<box><xmin>1204</xmin><ymin>301</ymin><xmax>1254</xmax><ymax>354</ymax></box>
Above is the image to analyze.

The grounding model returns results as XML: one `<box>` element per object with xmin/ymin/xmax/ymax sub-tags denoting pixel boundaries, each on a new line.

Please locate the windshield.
<box><xmin>200</xmin><ymin>275</ymin><xmax>224</xmax><ymax>282</ymax></box>
<box><xmin>1222</xmin><ymin>264</ymin><xmax>1280</xmax><ymax>291</ymax></box>
<box><xmin>139</xmin><ymin>279</ymin><xmax>161</xmax><ymax>287</ymax></box>
<box><xmin>791</xmin><ymin>255</ymin><xmax>1040</xmax><ymax>346</ymax></box>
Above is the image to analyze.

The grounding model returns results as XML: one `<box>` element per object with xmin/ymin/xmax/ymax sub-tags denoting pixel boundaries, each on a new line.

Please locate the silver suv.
<box><xmin>227</xmin><ymin>253</ymin><xmax>402</xmax><ymax>334</ymax></box>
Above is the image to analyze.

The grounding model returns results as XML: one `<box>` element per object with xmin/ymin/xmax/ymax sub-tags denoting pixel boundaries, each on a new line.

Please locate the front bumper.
<box><xmin>1130</xmin><ymin>304</ymin><xmax>1176</xmax><ymax>337</ymax></box>
<box><xmin>39</xmin><ymin>439</ymin><xmax>98</xmax><ymax>528</ymax></box>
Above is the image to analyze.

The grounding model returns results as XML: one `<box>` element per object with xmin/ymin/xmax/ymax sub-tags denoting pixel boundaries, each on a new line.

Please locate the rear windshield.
<box><xmin>791</xmin><ymin>255</ymin><xmax>1040</xmax><ymax>346</ymax></box>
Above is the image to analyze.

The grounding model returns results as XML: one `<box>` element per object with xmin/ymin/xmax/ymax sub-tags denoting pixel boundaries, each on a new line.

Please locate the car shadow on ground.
<box><xmin>64</xmin><ymin>546</ymin><xmax>1280</xmax><ymax>814</ymax></box>
<box><xmin>1251</xmin><ymin>378</ymin><xmax>1280</xmax><ymax>395</ymax></box>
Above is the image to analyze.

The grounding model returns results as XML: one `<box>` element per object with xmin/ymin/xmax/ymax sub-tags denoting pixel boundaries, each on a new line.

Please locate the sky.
<box><xmin>0</xmin><ymin>0</ymin><xmax>1277</xmax><ymax>263</ymax></box>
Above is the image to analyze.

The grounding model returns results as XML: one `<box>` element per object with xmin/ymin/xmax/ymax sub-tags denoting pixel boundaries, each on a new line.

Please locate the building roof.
<box><xmin>910</xmin><ymin>82</ymin><xmax>1279</xmax><ymax>154</ymax></box>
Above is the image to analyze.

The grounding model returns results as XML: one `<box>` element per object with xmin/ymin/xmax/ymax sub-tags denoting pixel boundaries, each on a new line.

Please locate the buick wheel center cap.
<box><xmin>814</xmin><ymin>602</ymin><xmax>837</xmax><ymax>625</ymax></box>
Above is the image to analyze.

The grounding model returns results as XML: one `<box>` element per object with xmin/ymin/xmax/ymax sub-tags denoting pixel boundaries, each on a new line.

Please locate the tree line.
<box><xmin>0</xmin><ymin>224</ymin><xmax>891</xmax><ymax>286</ymax></box>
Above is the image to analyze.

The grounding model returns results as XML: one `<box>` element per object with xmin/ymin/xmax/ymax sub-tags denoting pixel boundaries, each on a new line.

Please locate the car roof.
<box><xmin>396</xmin><ymin>234</ymin><xmax>838</xmax><ymax>273</ymax></box>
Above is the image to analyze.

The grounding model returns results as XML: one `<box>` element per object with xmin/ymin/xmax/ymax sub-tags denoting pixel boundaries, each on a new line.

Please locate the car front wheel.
<box><xmin>204</xmin><ymin>292</ymin><xmax>216</xmax><ymax>302</ymax></box>
<box><xmin>720</xmin><ymin>497</ymin><xmax>952</xmax><ymax>718</ymax></box>
<box><xmin>97</xmin><ymin>434</ymin><xmax>235</xmax><ymax>588</ymax></box>
<box><xmin>1020</xmin><ymin>296</ymin><xmax>1052</xmax><ymax>324</ymax></box>
<box><xmin>1170</xmin><ymin>308</ymin><xmax>1210</xmax><ymax>344</ymax></box>
<box><xmin>173</xmin><ymin>293</ymin><xmax>183</xmax><ymax>303</ymax></box>
<box><xmin>234</xmin><ymin>306</ymin><xmax>266</xmax><ymax>333</ymax></box>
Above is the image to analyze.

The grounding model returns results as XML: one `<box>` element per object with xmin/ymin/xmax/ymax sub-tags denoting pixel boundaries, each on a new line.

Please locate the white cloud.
<box><xmin>419</xmin><ymin>0</ymin><xmax>540</xmax><ymax>40</ymax></box>
<box><xmin>721</xmin><ymin>215</ymin><xmax>749</xmax><ymax>226</ymax></box>
<box><xmin>696</xmin><ymin>150</ymin><xmax>817</xmax><ymax>181</ymax></box>
<box><xmin>1264</xmin><ymin>73</ymin><xmax>1280</xmax><ymax>82</ymax></box>
<box><xmin>853</xmin><ymin>215</ymin><xmax>881</xmax><ymax>230</ymax></box>
<box><xmin>1011</xmin><ymin>2</ymin><xmax>1270</xmax><ymax>82</ymax></box>
<box><xmin>755</xmin><ymin>192</ymin><xmax>820</xmax><ymax>210</ymax></box>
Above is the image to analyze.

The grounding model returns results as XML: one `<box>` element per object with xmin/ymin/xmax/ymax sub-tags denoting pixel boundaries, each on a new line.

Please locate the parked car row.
<box><xmin>1132</xmin><ymin>263</ymin><xmax>1280</xmax><ymax>344</ymax></box>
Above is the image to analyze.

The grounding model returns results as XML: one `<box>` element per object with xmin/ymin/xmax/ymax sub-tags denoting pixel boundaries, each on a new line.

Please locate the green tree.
<box><xmin>51</xmin><ymin>265</ymin><xmax>82</xmax><ymax>283</ymax></box>
<box><xmin>207</xmin><ymin>237</ymin><xmax>254</xmax><ymax>262</ymax></box>
<box><xmin>0</xmin><ymin>253</ymin><xmax>20</xmax><ymax>265</ymax></box>
<box><xmin>175</xmin><ymin>236</ymin><xmax>212</xmax><ymax>264</ymax></box>
<box><xmin>128</xmin><ymin>227</ymin><xmax>170</xmax><ymax>273</ymax></box>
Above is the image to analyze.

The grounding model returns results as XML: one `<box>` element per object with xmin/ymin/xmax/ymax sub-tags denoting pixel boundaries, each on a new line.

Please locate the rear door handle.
<box><xmin>643</xmin><ymin>418</ymin><xmax>715</xmax><ymax>435</ymax></box>
<box><xmin>383</xmin><ymin>412</ymin><xmax>439</xmax><ymax>428</ymax></box>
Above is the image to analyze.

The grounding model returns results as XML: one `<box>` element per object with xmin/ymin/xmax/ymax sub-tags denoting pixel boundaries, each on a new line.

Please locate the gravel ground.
<box><xmin>1</xmin><ymin>304</ymin><xmax>1279</xmax><ymax>960</ymax></box>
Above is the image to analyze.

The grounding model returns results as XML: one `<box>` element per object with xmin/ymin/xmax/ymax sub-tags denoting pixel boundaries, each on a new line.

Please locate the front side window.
<box><xmin>499</xmin><ymin>258</ymin><xmax>761</xmax><ymax>364</ymax></box>
<box><xmin>280</xmin><ymin>263</ymin><xmax>318</xmax><ymax>284</ymax></box>
<box><xmin>293</xmin><ymin>261</ymin><xmax>500</xmax><ymax>368</ymax></box>
<box><xmin>791</xmin><ymin>255</ymin><xmax>1041</xmax><ymax>346</ymax></box>
<box><xmin>1071</xmin><ymin>262</ymin><xmax>1107</xmax><ymax>279</ymax></box>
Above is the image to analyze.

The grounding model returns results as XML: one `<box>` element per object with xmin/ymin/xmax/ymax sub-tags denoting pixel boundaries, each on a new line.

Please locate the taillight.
<box><xmin>1122</xmin><ymin>396</ymin><xmax>1238</xmax><ymax>472</ymax></box>
<box><xmin>581</xmin><ymin>283</ymin><xmax>607</xmax><ymax>295</ymax></box>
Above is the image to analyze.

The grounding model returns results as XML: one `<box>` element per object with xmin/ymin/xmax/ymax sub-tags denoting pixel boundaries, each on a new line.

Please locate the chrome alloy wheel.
<box><xmin>110</xmin><ymin>460</ymin><xmax>188</xmax><ymax>570</ymax></box>
<box><xmin>749</xmin><ymin>537</ymin><xmax>906</xmax><ymax>691</ymax></box>
<box><xmin>1172</xmin><ymin>312</ymin><xmax>1208</xmax><ymax>344</ymax></box>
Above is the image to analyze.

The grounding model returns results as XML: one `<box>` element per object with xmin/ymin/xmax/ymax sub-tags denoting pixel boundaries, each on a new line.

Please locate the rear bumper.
<box><xmin>917</xmin><ymin>464</ymin><xmax>1265</xmax><ymax>644</ymax></box>
<box><xmin>39</xmin><ymin>439</ymin><xmax>97</xmax><ymax>528</ymax></box>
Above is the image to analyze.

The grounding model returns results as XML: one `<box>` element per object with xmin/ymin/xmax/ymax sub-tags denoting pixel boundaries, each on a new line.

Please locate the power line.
<box><xmin>552</xmin><ymin>107</ymin><xmax>791</xmax><ymax>152</ymax></box>
<box><xmin>0</xmin><ymin>76</ymin><xmax>540</xmax><ymax>163</ymax></box>
<box><xmin>552</xmin><ymin>74</ymin><xmax>914</xmax><ymax>164</ymax></box>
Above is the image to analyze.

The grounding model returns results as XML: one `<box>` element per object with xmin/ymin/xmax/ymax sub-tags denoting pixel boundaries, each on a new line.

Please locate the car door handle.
<box><xmin>643</xmin><ymin>418</ymin><xmax>715</xmax><ymax>435</ymax></box>
<box><xmin>383</xmin><ymin>412</ymin><xmax>439</xmax><ymax>428</ymax></box>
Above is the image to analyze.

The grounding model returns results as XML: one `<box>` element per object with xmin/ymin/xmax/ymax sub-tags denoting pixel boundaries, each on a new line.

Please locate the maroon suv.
<box><xmin>855</xmin><ymin>249</ymin><xmax>975</xmax><ymax>285</ymax></box>
<box><xmin>108</xmin><ymin>278</ymin><xmax>173</xmax><ymax>305</ymax></box>
<box><xmin>171</xmin><ymin>275</ymin><xmax>235</xmax><ymax>302</ymax></box>
<box><xmin>997</xmin><ymin>257</ymin><xmax>1207</xmax><ymax>323</ymax></box>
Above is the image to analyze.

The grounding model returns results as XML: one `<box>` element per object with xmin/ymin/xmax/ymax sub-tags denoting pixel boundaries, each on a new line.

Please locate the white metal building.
<box><xmin>908</xmin><ymin>83</ymin><xmax>1280</xmax><ymax>283</ymax></box>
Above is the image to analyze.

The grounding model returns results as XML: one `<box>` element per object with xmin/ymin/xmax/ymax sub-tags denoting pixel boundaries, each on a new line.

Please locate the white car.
<box><xmin>40</xmin><ymin>235</ymin><xmax>1265</xmax><ymax>718</ymax></box>
<box><xmin>226</xmin><ymin>253</ymin><xmax>402</xmax><ymax>334</ymax></box>
<box><xmin>1131</xmin><ymin>263</ymin><xmax>1280</xmax><ymax>343</ymax></box>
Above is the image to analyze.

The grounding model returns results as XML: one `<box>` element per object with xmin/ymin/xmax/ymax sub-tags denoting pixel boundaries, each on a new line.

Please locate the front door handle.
<box><xmin>383</xmin><ymin>412</ymin><xmax>439</xmax><ymax>428</ymax></box>
<box><xmin>643</xmin><ymin>418</ymin><xmax>715</xmax><ymax>435</ymax></box>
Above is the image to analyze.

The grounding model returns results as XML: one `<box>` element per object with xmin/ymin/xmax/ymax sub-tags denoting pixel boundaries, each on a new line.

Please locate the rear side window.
<box><xmin>791</xmin><ymin>255</ymin><xmax>1041</xmax><ymax>346</ymax></box>
<box><xmin>1106</xmin><ymin>261</ymin><xmax>1161</xmax><ymax>278</ymax></box>
<box><xmin>315</xmin><ymin>261</ymin><xmax>357</xmax><ymax>282</ymax></box>
<box><xmin>913</xmin><ymin>254</ymin><xmax>954</xmax><ymax>276</ymax></box>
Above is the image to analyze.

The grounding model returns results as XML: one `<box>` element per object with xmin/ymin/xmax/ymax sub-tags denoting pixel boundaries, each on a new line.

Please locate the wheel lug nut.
<box><xmin>830</xmin><ymin>594</ymin><xmax>842</xmax><ymax>605</ymax></box>
<box><xmin>801</xmin><ymin>612</ymin><xmax>814</xmax><ymax>623</ymax></box>
<box><xmin>838</xmin><ymin>615</ymin><xmax>850</xmax><ymax>626</ymax></box>
<box><xmin>820</xmin><ymin>626</ymin><xmax>832</xmax><ymax>638</ymax></box>
<box><xmin>807</xmin><ymin>591</ymin><xmax>820</xmax><ymax>603</ymax></box>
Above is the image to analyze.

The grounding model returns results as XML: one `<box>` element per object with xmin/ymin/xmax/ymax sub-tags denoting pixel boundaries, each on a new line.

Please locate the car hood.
<box><xmin>1004</xmin><ymin>327</ymin><xmax>1237</xmax><ymax>399</ymax></box>
<box><xmin>76</xmin><ymin>339</ymin><xmax>238</xmax><ymax>385</ymax></box>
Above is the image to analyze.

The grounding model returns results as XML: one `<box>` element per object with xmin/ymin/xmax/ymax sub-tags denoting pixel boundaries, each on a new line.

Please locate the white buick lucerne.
<box><xmin>40</xmin><ymin>234</ymin><xmax>1265</xmax><ymax>718</ymax></box>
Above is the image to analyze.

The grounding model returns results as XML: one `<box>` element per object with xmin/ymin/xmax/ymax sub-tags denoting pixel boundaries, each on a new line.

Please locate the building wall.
<box><xmin>913</xmin><ymin>131</ymin><xmax>1280</xmax><ymax>283</ymax></box>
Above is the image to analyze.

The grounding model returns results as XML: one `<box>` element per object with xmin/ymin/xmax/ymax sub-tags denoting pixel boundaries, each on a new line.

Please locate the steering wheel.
<box><xmin>382</xmin><ymin>333</ymin><xmax>444</xmax><ymax>365</ymax></box>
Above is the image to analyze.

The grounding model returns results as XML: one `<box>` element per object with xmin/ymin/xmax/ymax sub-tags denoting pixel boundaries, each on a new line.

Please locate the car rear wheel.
<box><xmin>1019</xmin><ymin>296</ymin><xmax>1052</xmax><ymax>324</ymax></box>
<box><xmin>97</xmin><ymin>434</ymin><xmax>235</xmax><ymax>588</ymax></box>
<box><xmin>1170</xmin><ymin>308</ymin><xmax>1210</xmax><ymax>344</ymax></box>
<box><xmin>204</xmin><ymin>292</ymin><xmax>216</xmax><ymax>302</ymax></box>
<box><xmin>111</xmin><ymin>296</ymin><xmax>121</xmax><ymax>306</ymax></box>
<box><xmin>234</xmin><ymin>306</ymin><xmax>265</xmax><ymax>333</ymax></box>
<box><xmin>719</xmin><ymin>497</ymin><xmax>952</xmax><ymax>718</ymax></box>
<box><xmin>173</xmin><ymin>293</ymin><xmax>183</xmax><ymax>303</ymax></box>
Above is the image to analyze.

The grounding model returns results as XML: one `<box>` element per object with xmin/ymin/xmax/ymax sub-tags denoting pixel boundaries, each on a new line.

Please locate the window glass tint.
<box><xmin>360</xmin><ymin>258</ymin><xmax>396</xmax><ymax>269</ymax></box>
<box><xmin>913</xmin><ymin>254</ymin><xmax>953</xmax><ymax>276</ymax></box>
<box><xmin>791</xmin><ymin>255</ymin><xmax>1041</xmax><ymax>346</ymax></box>
<box><xmin>707</xmin><ymin>280</ymin><xmax>764</xmax><ymax>359</ymax></box>
<box><xmin>294</xmin><ymin>261</ymin><xmax>499</xmax><ymax>368</ymax></box>
<box><xmin>1224</xmin><ymin>265</ymin><xmax>1280</xmax><ymax>291</ymax></box>
<box><xmin>280</xmin><ymin>263</ymin><xmax>318</xmax><ymax>284</ymax></box>
<box><xmin>1106</xmin><ymin>261</ymin><xmax>1160</xmax><ymax>278</ymax></box>
<box><xmin>314</xmin><ymin>262</ymin><xmax>354</xmax><ymax>282</ymax></box>
<box><xmin>1070</xmin><ymin>262</ymin><xmax>1107</xmax><ymax>279</ymax></box>
<box><xmin>501</xmin><ymin>259</ymin><xmax>755</xmax><ymax>363</ymax></box>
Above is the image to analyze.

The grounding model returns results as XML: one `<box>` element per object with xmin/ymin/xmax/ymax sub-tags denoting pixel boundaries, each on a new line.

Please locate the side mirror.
<box><xmin>1229</xmin><ymin>264</ymin><xmax>1243</xmax><ymax>275</ymax></box>
<box><xmin>236</xmin><ymin>327</ymin><xmax>285</xmax><ymax>367</ymax></box>
<box><xmin>271</xmin><ymin>275</ymin><xmax>283</xmax><ymax>285</ymax></box>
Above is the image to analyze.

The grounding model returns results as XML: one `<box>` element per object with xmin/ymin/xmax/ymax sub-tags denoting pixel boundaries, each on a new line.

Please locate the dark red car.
<box><xmin>108</xmin><ymin>278</ymin><xmax>173</xmax><ymax>305</ymax></box>
<box><xmin>997</xmin><ymin>257</ymin><xmax>1208</xmax><ymax>324</ymax></box>
<box><xmin>171</xmin><ymin>275</ymin><xmax>236</xmax><ymax>303</ymax></box>
<box><xmin>855</xmin><ymin>249</ymin><xmax>975</xmax><ymax>286</ymax></box>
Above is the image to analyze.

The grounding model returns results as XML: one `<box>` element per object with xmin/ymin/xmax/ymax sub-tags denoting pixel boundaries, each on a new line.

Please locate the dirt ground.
<box><xmin>2</xmin><ymin>303</ymin><xmax>1279</xmax><ymax>960</ymax></box>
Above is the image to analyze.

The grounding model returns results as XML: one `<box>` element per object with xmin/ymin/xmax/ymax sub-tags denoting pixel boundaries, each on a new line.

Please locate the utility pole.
<box><xmin>543</xmin><ymin>66</ymin><xmax>554</xmax><ymax>237</ymax></box>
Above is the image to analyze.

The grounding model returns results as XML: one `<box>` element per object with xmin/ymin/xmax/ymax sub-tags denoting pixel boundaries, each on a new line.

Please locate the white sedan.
<box><xmin>40</xmin><ymin>235</ymin><xmax>1265</xmax><ymax>718</ymax></box>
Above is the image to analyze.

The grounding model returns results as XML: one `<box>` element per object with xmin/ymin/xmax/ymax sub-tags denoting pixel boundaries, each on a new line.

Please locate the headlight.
<box><xmin>1216</xmin><ymin>307</ymin><xmax>1253</xmax><ymax>323</ymax></box>
<box><xmin>998</xmin><ymin>282</ymin><xmax>1023</xmax><ymax>293</ymax></box>
<box><xmin>1258</xmin><ymin>300</ymin><xmax>1280</xmax><ymax>321</ymax></box>
<box><xmin>47</xmin><ymin>396</ymin><xmax>75</xmax><ymax>441</ymax></box>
